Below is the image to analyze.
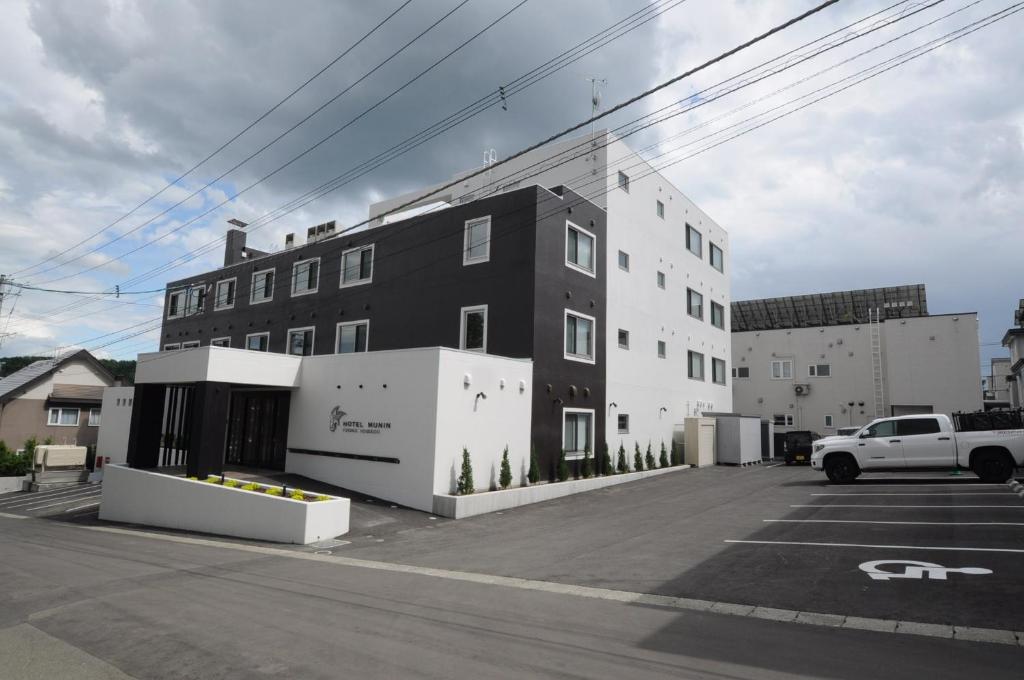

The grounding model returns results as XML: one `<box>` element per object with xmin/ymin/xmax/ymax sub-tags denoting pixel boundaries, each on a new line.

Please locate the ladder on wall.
<box><xmin>869</xmin><ymin>308</ymin><xmax>886</xmax><ymax>418</ymax></box>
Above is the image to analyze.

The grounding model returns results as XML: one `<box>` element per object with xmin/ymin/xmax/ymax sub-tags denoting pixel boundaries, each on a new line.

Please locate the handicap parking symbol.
<box><xmin>859</xmin><ymin>560</ymin><xmax>993</xmax><ymax>581</ymax></box>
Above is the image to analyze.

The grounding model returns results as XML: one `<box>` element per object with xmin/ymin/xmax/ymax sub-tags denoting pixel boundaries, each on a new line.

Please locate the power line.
<box><xmin>10</xmin><ymin>0</ymin><xmax>416</xmax><ymax>279</ymax></box>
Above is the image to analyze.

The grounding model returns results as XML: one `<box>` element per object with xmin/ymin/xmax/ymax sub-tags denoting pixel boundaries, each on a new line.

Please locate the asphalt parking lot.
<box><xmin>0</xmin><ymin>484</ymin><xmax>102</xmax><ymax>519</ymax></box>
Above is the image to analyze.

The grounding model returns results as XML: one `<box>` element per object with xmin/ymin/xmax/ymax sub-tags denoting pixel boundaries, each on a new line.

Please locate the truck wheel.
<box><xmin>972</xmin><ymin>451</ymin><xmax>1014</xmax><ymax>484</ymax></box>
<box><xmin>824</xmin><ymin>454</ymin><xmax>860</xmax><ymax>484</ymax></box>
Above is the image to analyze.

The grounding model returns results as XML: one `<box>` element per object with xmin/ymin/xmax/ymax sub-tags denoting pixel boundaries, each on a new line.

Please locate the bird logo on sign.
<box><xmin>329</xmin><ymin>406</ymin><xmax>347</xmax><ymax>432</ymax></box>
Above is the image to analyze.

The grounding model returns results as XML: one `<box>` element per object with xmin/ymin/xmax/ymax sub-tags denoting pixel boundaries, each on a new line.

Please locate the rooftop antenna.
<box><xmin>483</xmin><ymin>148</ymin><xmax>497</xmax><ymax>187</ymax></box>
<box><xmin>586</xmin><ymin>77</ymin><xmax>606</xmax><ymax>141</ymax></box>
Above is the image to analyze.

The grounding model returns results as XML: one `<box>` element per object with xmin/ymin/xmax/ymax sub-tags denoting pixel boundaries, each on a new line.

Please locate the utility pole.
<box><xmin>0</xmin><ymin>274</ymin><xmax>7</xmax><ymax>351</ymax></box>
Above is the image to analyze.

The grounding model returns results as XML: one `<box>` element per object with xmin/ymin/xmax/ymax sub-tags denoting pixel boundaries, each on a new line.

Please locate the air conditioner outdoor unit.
<box><xmin>794</xmin><ymin>383</ymin><xmax>811</xmax><ymax>396</ymax></box>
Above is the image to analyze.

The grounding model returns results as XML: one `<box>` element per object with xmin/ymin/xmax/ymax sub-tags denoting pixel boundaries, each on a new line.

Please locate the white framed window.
<box><xmin>184</xmin><ymin>286</ymin><xmax>205</xmax><ymax>316</ymax></box>
<box><xmin>335</xmin><ymin>320</ymin><xmax>369</xmax><ymax>354</ymax></box>
<box><xmin>617</xmin><ymin>250</ymin><xmax>630</xmax><ymax>272</ymax></box>
<box><xmin>657</xmin><ymin>271</ymin><xmax>666</xmax><ymax>289</ymax></box>
<box><xmin>340</xmin><ymin>245</ymin><xmax>374</xmax><ymax>287</ymax></box>
<box><xmin>711</xmin><ymin>301</ymin><xmax>725</xmax><ymax>330</ymax></box>
<box><xmin>656</xmin><ymin>200</ymin><xmax>664</xmax><ymax>218</ymax></box>
<box><xmin>463</xmin><ymin>216</ymin><xmax>491</xmax><ymax>265</ymax></box>
<box><xmin>166</xmin><ymin>290</ymin><xmax>185</xmax><ymax>319</ymax></box>
<box><xmin>214</xmin><ymin>278</ymin><xmax>236</xmax><ymax>310</ymax></box>
<box><xmin>251</xmin><ymin>268</ymin><xmax>275</xmax><ymax>304</ymax></box>
<box><xmin>245</xmin><ymin>332</ymin><xmax>270</xmax><ymax>352</ymax></box>
<box><xmin>710</xmin><ymin>243</ymin><xmax>724</xmax><ymax>272</ymax></box>
<box><xmin>291</xmin><ymin>258</ymin><xmax>320</xmax><ymax>296</ymax></box>
<box><xmin>712</xmin><ymin>358</ymin><xmax>727</xmax><ymax>385</ymax></box>
<box><xmin>771</xmin><ymin>359</ymin><xmax>793</xmax><ymax>380</ymax></box>
<box><xmin>824</xmin><ymin>414</ymin><xmax>835</xmax><ymax>428</ymax></box>
<box><xmin>288</xmin><ymin>327</ymin><xmax>315</xmax><ymax>356</ymax></box>
<box><xmin>617</xmin><ymin>329</ymin><xmax>629</xmax><ymax>349</ymax></box>
<box><xmin>686</xmin><ymin>224</ymin><xmax>702</xmax><ymax>258</ymax></box>
<box><xmin>774</xmin><ymin>414</ymin><xmax>795</xmax><ymax>427</ymax></box>
<box><xmin>88</xmin><ymin>408</ymin><xmax>101</xmax><ymax>427</ymax></box>
<box><xmin>563</xmin><ymin>408</ymin><xmax>594</xmax><ymax>460</ymax></box>
<box><xmin>48</xmin><ymin>407</ymin><xmax>80</xmax><ymax>427</ymax></box>
<box><xmin>688</xmin><ymin>350</ymin><xmax>705</xmax><ymax>381</ymax></box>
<box><xmin>211</xmin><ymin>337</ymin><xmax>231</xmax><ymax>348</ymax></box>
<box><xmin>564</xmin><ymin>309</ymin><xmax>595</xmax><ymax>364</ymax></box>
<box><xmin>732</xmin><ymin>366</ymin><xmax>750</xmax><ymax>379</ymax></box>
<box><xmin>460</xmin><ymin>305</ymin><xmax>488</xmax><ymax>352</ymax></box>
<box><xmin>657</xmin><ymin>340</ymin><xmax>666</xmax><ymax>358</ymax></box>
<box><xmin>181</xmin><ymin>341</ymin><xmax>200</xmax><ymax>349</ymax></box>
<box><xmin>808</xmin><ymin>363</ymin><xmax>832</xmax><ymax>377</ymax></box>
<box><xmin>617</xmin><ymin>413</ymin><xmax>629</xmax><ymax>434</ymax></box>
<box><xmin>565</xmin><ymin>221</ymin><xmax>596</xmax><ymax>277</ymax></box>
<box><xmin>163</xmin><ymin>343</ymin><xmax>181</xmax><ymax>351</ymax></box>
<box><xmin>687</xmin><ymin>288</ymin><xmax>703</xmax><ymax>320</ymax></box>
<box><xmin>617</xmin><ymin>171</ymin><xmax>630</xmax><ymax>193</ymax></box>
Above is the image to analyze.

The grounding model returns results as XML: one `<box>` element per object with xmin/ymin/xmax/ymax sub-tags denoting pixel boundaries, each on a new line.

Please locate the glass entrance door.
<box><xmin>225</xmin><ymin>390</ymin><xmax>290</xmax><ymax>470</ymax></box>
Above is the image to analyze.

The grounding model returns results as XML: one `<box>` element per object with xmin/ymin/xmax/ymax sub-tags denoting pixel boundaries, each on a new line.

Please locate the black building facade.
<box><xmin>159</xmin><ymin>185</ymin><xmax>606</xmax><ymax>477</ymax></box>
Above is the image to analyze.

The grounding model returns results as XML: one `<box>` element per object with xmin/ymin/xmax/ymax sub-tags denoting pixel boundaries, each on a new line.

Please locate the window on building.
<box><xmin>686</xmin><ymin>224</ymin><xmax>702</xmax><ymax>257</ymax></box>
<box><xmin>185</xmin><ymin>286</ymin><xmax>205</xmax><ymax>315</ymax></box>
<box><xmin>618</xmin><ymin>250</ymin><xmax>630</xmax><ymax>272</ymax></box>
<box><xmin>291</xmin><ymin>258</ymin><xmax>320</xmax><ymax>296</ymax></box>
<box><xmin>341</xmin><ymin>245</ymin><xmax>374</xmax><ymax>287</ymax></box>
<box><xmin>48</xmin><ymin>407</ymin><xmax>80</xmax><ymax>426</ymax></box>
<box><xmin>657</xmin><ymin>271</ymin><xmax>666</xmax><ymax>289</ymax></box>
<box><xmin>771</xmin><ymin>359</ymin><xmax>793</xmax><ymax>379</ymax></box>
<box><xmin>246</xmin><ymin>332</ymin><xmax>270</xmax><ymax>352</ymax></box>
<box><xmin>656</xmin><ymin>200</ymin><xmax>664</xmax><ymax>218</ymax></box>
<box><xmin>336</xmin><ymin>320</ymin><xmax>369</xmax><ymax>354</ymax></box>
<box><xmin>163</xmin><ymin>343</ymin><xmax>181</xmax><ymax>351</ymax></box>
<box><xmin>712</xmin><ymin>358</ymin><xmax>726</xmax><ymax>385</ymax></box>
<box><xmin>288</xmin><ymin>327</ymin><xmax>315</xmax><ymax>356</ymax></box>
<box><xmin>251</xmin><ymin>269</ymin><xmax>275</xmax><ymax>304</ymax></box>
<box><xmin>214</xmin><ymin>279</ymin><xmax>236</xmax><ymax>310</ymax></box>
<box><xmin>563</xmin><ymin>410</ymin><xmax>593</xmax><ymax>458</ymax></box>
<box><xmin>824</xmin><ymin>414</ymin><xmax>834</xmax><ymax>428</ymax></box>
<box><xmin>88</xmin><ymin>408</ymin><xmax>101</xmax><ymax>427</ymax></box>
<box><xmin>564</xmin><ymin>310</ymin><xmax>595</xmax><ymax>363</ymax></box>
<box><xmin>460</xmin><ymin>305</ymin><xmax>488</xmax><ymax>352</ymax></box>
<box><xmin>565</xmin><ymin>221</ymin><xmax>596</xmax><ymax>275</ymax></box>
<box><xmin>774</xmin><ymin>414</ymin><xmax>794</xmax><ymax>427</ymax></box>
<box><xmin>710</xmin><ymin>243</ymin><xmax>724</xmax><ymax>272</ymax></box>
<box><xmin>808</xmin><ymin>364</ymin><xmax>832</xmax><ymax>377</ymax></box>
<box><xmin>166</xmin><ymin>290</ymin><xmax>185</xmax><ymax>318</ymax></box>
<box><xmin>687</xmin><ymin>288</ymin><xmax>703</xmax><ymax>320</ymax></box>
<box><xmin>732</xmin><ymin>366</ymin><xmax>750</xmax><ymax>379</ymax></box>
<box><xmin>463</xmin><ymin>216</ymin><xmax>491</xmax><ymax>265</ymax></box>
<box><xmin>211</xmin><ymin>337</ymin><xmax>231</xmax><ymax>348</ymax></box>
<box><xmin>617</xmin><ymin>329</ymin><xmax>629</xmax><ymax>349</ymax></box>
<box><xmin>181</xmin><ymin>341</ymin><xmax>200</xmax><ymax>349</ymax></box>
<box><xmin>657</xmin><ymin>340</ymin><xmax>667</xmax><ymax>358</ymax></box>
<box><xmin>688</xmin><ymin>351</ymin><xmax>705</xmax><ymax>381</ymax></box>
<box><xmin>617</xmin><ymin>413</ymin><xmax>629</xmax><ymax>434</ymax></box>
<box><xmin>617</xmin><ymin>171</ymin><xmax>630</xmax><ymax>193</ymax></box>
<box><xmin>711</xmin><ymin>301</ymin><xmax>725</xmax><ymax>329</ymax></box>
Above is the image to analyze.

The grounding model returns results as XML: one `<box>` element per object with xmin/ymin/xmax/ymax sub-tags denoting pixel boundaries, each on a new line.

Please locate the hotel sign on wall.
<box><xmin>329</xmin><ymin>406</ymin><xmax>393</xmax><ymax>435</ymax></box>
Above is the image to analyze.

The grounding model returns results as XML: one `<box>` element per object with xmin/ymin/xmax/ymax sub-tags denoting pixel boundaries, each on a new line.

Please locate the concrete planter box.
<box><xmin>0</xmin><ymin>476</ymin><xmax>30</xmax><ymax>494</ymax></box>
<box><xmin>433</xmin><ymin>465</ymin><xmax>690</xmax><ymax>519</ymax></box>
<box><xmin>99</xmin><ymin>465</ymin><xmax>349</xmax><ymax>544</ymax></box>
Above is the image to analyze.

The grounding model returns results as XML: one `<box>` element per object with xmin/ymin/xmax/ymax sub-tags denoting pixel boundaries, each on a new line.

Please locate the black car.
<box><xmin>783</xmin><ymin>430</ymin><xmax>822</xmax><ymax>464</ymax></box>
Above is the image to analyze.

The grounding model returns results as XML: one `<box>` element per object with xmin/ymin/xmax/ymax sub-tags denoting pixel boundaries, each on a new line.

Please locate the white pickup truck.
<box><xmin>810</xmin><ymin>413</ymin><xmax>1024</xmax><ymax>483</ymax></box>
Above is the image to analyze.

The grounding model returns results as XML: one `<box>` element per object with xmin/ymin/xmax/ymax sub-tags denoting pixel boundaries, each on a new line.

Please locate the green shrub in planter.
<box><xmin>600</xmin><ymin>442</ymin><xmax>612</xmax><ymax>476</ymax></box>
<box><xmin>23</xmin><ymin>436</ymin><xmax>37</xmax><ymax>461</ymax></box>
<box><xmin>499</xmin><ymin>446</ymin><xmax>512</xmax><ymax>490</ymax></box>
<box><xmin>223</xmin><ymin>479</ymin><xmax>239</xmax><ymax>488</ymax></box>
<box><xmin>43</xmin><ymin>436</ymin><xmax>53</xmax><ymax>446</ymax></box>
<box><xmin>616</xmin><ymin>443</ymin><xmax>627</xmax><ymax>474</ymax></box>
<box><xmin>659</xmin><ymin>441</ymin><xmax>669</xmax><ymax>468</ymax></box>
<box><xmin>266</xmin><ymin>487</ymin><xmax>283</xmax><ymax>496</ymax></box>
<box><xmin>634</xmin><ymin>443</ymin><xmax>644</xmax><ymax>472</ymax></box>
<box><xmin>557</xmin><ymin>448</ymin><xmax>569</xmax><ymax>482</ymax></box>
<box><xmin>527</xmin><ymin>443</ymin><xmax>540</xmax><ymax>485</ymax></box>
<box><xmin>645</xmin><ymin>442</ymin><xmax>656</xmax><ymax>471</ymax></box>
<box><xmin>457</xmin><ymin>447</ymin><xmax>475</xmax><ymax>495</ymax></box>
<box><xmin>0</xmin><ymin>449</ymin><xmax>30</xmax><ymax>476</ymax></box>
<box><xmin>582</xmin><ymin>445</ymin><xmax>593</xmax><ymax>479</ymax></box>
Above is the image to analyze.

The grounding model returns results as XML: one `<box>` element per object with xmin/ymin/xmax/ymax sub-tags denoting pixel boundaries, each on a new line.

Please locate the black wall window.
<box><xmin>288</xmin><ymin>327</ymin><xmax>315</xmax><ymax>356</ymax></box>
<box><xmin>710</xmin><ymin>243</ymin><xmax>724</xmax><ymax>272</ymax></box>
<box><xmin>617</xmin><ymin>413</ymin><xmax>629</xmax><ymax>434</ymax></box>
<box><xmin>460</xmin><ymin>305</ymin><xmax>488</xmax><ymax>352</ymax></box>
<box><xmin>732</xmin><ymin>366</ymin><xmax>750</xmax><ymax>379</ymax></box>
<box><xmin>808</xmin><ymin>364</ymin><xmax>832</xmax><ymax>377</ymax></box>
<box><xmin>341</xmin><ymin>245</ymin><xmax>374</xmax><ymax>287</ymax></box>
<box><xmin>246</xmin><ymin>332</ymin><xmax>270</xmax><ymax>352</ymax></box>
<box><xmin>292</xmin><ymin>258</ymin><xmax>320</xmax><ymax>296</ymax></box>
<box><xmin>712</xmin><ymin>358</ymin><xmax>726</xmax><ymax>385</ymax></box>
<box><xmin>251</xmin><ymin>269</ymin><xmax>274</xmax><ymax>304</ymax></box>
<box><xmin>617</xmin><ymin>329</ymin><xmax>629</xmax><ymax>349</ymax></box>
<box><xmin>711</xmin><ymin>301</ymin><xmax>725</xmax><ymax>329</ymax></box>
<box><xmin>656</xmin><ymin>200</ymin><xmax>664</xmax><ymax>218</ymax></box>
<box><xmin>463</xmin><ymin>216</ymin><xmax>491</xmax><ymax>265</ymax></box>
<box><xmin>564</xmin><ymin>310</ymin><xmax>595</xmax><ymax>363</ymax></box>
<box><xmin>686</xmin><ymin>224</ymin><xmax>702</xmax><ymax>257</ymax></box>
<box><xmin>563</xmin><ymin>410</ymin><xmax>593</xmax><ymax>457</ymax></box>
<box><xmin>657</xmin><ymin>340</ymin><xmax>666</xmax><ymax>358</ymax></box>
<box><xmin>184</xmin><ymin>286</ymin><xmax>205</xmax><ymax>316</ymax></box>
<box><xmin>336</xmin><ymin>320</ymin><xmax>369</xmax><ymax>354</ymax></box>
<box><xmin>565</xmin><ymin>221</ymin><xmax>596</xmax><ymax>276</ymax></box>
<box><xmin>167</xmin><ymin>290</ymin><xmax>185</xmax><ymax>318</ymax></box>
<box><xmin>687</xmin><ymin>288</ymin><xmax>703</xmax><ymax>320</ymax></box>
<box><xmin>688</xmin><ymin>350</ymin><xmax>705</xmax><ymax>381</ymax></box>
<box><xmin>617</xmin><ymin>171</ymin><xmax>630</xmax><ymax>193</ymax></box>
<box><xmin>617</xmin><ymin>250</ymin><xmax>630</xmax><ymax>272</ymax></box>
<box><xmin>211</xmin><ymin>337</ymin><xmax>231</xmax><ymax>348</ymax></box>
<box><xmin>214</xmin><ymin>279</ymin><xmax>236</xmax><ymax>310</ymax></box>
<box><xmin>657</xmin><ymin>271</ymin><xmax>666</xmax><ymax>289</ymax></box>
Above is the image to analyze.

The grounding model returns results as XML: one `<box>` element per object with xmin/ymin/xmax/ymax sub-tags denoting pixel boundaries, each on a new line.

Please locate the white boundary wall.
<box><xmin>96</xmin><ymin>386</ymin><xmax>135</xmax><ymax>466</ymax></box>
<box><xmin>99</xmin><ymin>464</ymin><xmax>349</xmax><ymax>544</ymax></box>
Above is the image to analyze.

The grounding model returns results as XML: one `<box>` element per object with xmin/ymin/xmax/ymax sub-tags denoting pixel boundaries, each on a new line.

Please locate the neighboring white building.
<box><xmin>731</xmin><ymin>286</ymin><xmax>983</xmax><ymax>433</ymax></box>
<box><xmin>1001</xmin><ymin>299</ymin><xmax>1024</xmax><ymax>410</ymax></box>
<box><xmin>369</xmin><ymin>129</ymin><xmax>732</xmax><ymax>452</ymax></box>
<box><xmin>984</xmin><ymin>357</ymin><xmax>1012</xmax><ymax>407</ymax></box>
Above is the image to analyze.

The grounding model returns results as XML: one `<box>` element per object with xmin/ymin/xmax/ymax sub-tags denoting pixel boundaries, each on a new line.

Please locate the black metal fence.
<box><xmin>159</xmin><ymin>385</ymin><xmax>195</xmax><ymax>467</ymax></box>
<box><xmin>952</xmin><ymin>408</ymin><xmax>1024</xmax><ymax>432</ymax></box>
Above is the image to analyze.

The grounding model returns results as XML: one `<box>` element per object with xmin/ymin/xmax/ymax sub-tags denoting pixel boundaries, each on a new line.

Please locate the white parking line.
<box><xmin>0</xmin><ymin>486</ymin><xmax>98</xmax><ymax>506</ymax></box>
<box><xmin>791</xmin><ymin>504</ymin><xmax>1024</xmax><ymax>509</ymax></box>
<box><xmin>725</xmin><ymin>539</ymin><xmax>1024</xmax><ymax>554</ymax></box>
<box><xmin>810</xmin><ymin>493</ymin><xmax>1014</xmax><ymax>497</ymax></box>
<box><xmin>765</xmin><ymin>519</ymin><xmax>1024</xmax><ymax>526</ymax></box>
<box><xmin>64</xmin><ymin>501</ymin><xmax>101</xmax><ymax>513</ymax></box>
<box><xmin>2</xmin><ymin>488</ymin><xmax>100</xmax><ymax>509</ymax></box>
<box><xmin>21</xmin><ymin>492</ymin><xmax>102</xmax><ymax>512</ymax></box>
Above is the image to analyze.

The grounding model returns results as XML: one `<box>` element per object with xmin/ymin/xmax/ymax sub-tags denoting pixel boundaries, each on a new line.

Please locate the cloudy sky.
<box><xmin>0</xmin><ymin>0</ymin><xmax>1021</xmax><ymax>382</ymax></box>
